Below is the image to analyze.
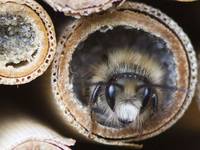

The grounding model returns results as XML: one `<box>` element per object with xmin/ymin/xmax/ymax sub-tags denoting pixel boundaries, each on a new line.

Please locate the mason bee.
<box><xmin>89</xmin><ymin>49</ymin><xmax>179</xmax><ymax>129</ymax></box>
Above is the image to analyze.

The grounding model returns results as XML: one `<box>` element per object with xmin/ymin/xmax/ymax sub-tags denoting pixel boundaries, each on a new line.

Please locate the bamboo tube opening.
<box><xmin>0</xmin><ymin>0</ymin><xmax>56</xmax><ymax>85</ymax></box>
<box><xmin>43</xmin><ymin>0</ymin><xmax>123</xmax><ymax>18</ymax></box>
<box><xmin>70</xmin><ymin>26</ymin><xmax>176</xmax><ymax>107</ymax></box>
<box><xmin>51</xmin><ymin>2</ymin><xmax>197</xmax><ymax>147</ymax></box>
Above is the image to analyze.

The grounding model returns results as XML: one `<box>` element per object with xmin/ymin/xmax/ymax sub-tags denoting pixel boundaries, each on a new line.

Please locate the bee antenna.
<box><xmin>149</xmin><ymin>83</ymin><xmax>187</xmax><ymax>93</ymax></box>
<box><xmin>89</xmin><ymin>82</ymin><xmax>105</xmax><ymax>104</ymax></box>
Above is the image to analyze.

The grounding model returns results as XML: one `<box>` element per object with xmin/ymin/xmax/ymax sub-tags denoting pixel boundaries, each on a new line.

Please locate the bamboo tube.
<box><xmin>43</xmin><ymin>0</ymin><xmax>124</xmax><ymax>18</ymax></box>
<box><xmin>0</xmin><ymin>107</ymin><xmax>75</xmax><ymax>150</ymax></box>
<box><xmin>49</xmin><ymin>1</ymin><xmax>197</xmax><ymax>148</ymax></box>
<box><xmin>42</xmin><ymin>0</ymin><xmax>198</xmax><ymax>18</ymax></box>
<box><xmin>0</xmin><ymin>0</ymin><xmax>56</xmax><ymax>85</ymax></box>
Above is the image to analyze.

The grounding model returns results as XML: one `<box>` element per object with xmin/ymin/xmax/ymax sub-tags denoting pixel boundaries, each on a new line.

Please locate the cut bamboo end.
<box><xmin>0</xmin><ymin>0</ymin><xmax>56</xmax><ymax>85</ymax></box>
<box><xmin>51</xmin><ymin>2</ymin><xmax>197</xmax><ymax>147</ymax></box>
<box><xmin>43</xmin><ymin>0</ymin><xmax>123</xmax><ymax>18</ymax></box>
<box><xmin>0</xmin><ymin>113</ymin><xmax>75</xmax><ymax>150</ymax></box>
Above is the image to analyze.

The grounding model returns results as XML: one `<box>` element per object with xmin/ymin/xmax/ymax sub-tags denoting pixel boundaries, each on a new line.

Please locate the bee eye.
<box><xmin>108</xmin><ymin>84</ymin><xmax>116</xmax><ymax>98</ymax></box>
<box><xmin>106</xmin><ymin>84</ymin><xmax>116</xmax><ymax>110</ymax></box>
<box><xmin>139</xmin><ymin>86</ymin><xmax>158</xmax><ymax>112</ymax></box>
<box><xmin>136</xmin><ymin>86</ymin><xmax>151</xmax><ymax>111</ymax></box>
<box><xmin>142</xmin><ymin>87</ymin><xmax>151</xmax><ymax>109</ymax></box>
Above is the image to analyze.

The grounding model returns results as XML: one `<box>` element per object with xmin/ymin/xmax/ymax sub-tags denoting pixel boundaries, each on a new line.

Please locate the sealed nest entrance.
<box><xmin>0</xmin><ymin>14</ymin><xmax>37</xmax><ymax>68</ymax></box>
<box><xmin>70</xmin><ymin>25</ymin><xmax>176</xmax><ymax>111</ymax></box>
<box><xmin>0</xmin><ymin>2</ymin><xmax>49</xmax><ymax>79</ymax></box>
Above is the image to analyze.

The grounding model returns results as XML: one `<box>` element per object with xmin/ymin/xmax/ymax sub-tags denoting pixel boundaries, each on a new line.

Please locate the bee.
<box><xmin>89</xmin><ymin>49</ymin><xmax>167</xmax><ymax>129</ymax></box>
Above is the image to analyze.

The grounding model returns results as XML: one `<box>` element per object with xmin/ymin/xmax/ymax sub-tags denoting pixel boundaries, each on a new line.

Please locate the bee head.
<box><xmin>90</xmin><ymin>72</ymin><xmax>158</xmax><ymax>126</ymax></box>
<box><xmin>105</xmin><ymin>72</ymin><xmax>158</xmax><ymax>125</ymax></box>
<box><xmin>89</xmin><ymin>50</ymin><xmax>164</xmax><ymax>128</ymax></box>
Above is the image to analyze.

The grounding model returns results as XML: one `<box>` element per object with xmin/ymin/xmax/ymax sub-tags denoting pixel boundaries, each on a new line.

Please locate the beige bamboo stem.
<box><xmin>0</xmin><ymin>107</ymin><xmax>75</xmax><ymax>150</ymax></box>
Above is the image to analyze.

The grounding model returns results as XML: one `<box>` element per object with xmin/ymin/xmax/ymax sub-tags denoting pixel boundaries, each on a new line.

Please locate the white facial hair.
<box><xmin>115</xmin><ymin>102</ymin><xmax>141</xmax><ymax>123</ymax></box>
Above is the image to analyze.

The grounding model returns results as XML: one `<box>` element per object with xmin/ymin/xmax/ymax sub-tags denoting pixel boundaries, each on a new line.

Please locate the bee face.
<box><xmin>89</xmin><ymin>50</ymin><xmax>163</xmax><ymax>128</ymax></box>
<box><xmin>91</xmin><ymin>72</ymin><xmax>159</xmax><ymax>128</ymax></box>
<box><xmin>105</xmin><ymin>78</ymin><xmax>144</xmax><ymax>124</ymax></box>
